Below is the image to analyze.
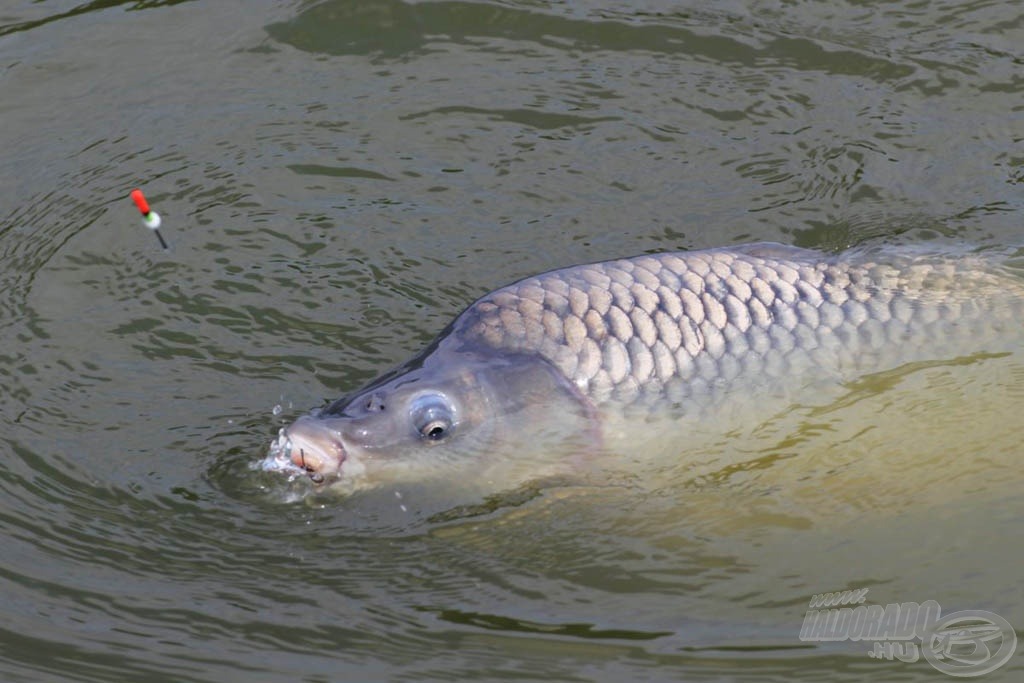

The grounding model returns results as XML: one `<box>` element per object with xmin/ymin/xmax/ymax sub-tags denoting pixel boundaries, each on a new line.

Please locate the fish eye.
<box><xmin>410</xmin><ymin>394</ymin><xmax>454</xmax><ymax>441</ymax></box>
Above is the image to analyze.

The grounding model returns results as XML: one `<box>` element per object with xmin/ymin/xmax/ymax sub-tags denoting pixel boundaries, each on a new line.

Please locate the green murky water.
<box><xmin>1</xmin><ymin>1</ymin><xmax>1022</xmax><ymax>681</ymax></box>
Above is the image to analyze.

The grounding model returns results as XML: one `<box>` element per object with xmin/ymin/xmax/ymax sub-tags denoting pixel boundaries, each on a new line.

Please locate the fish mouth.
<box><xmin>269</xmin><ymin>416</ymin><xmax>347</xmax><ymax>484</ymax></box>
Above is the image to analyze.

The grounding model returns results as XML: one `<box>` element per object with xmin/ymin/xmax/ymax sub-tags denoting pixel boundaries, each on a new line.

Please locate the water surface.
<box><xmin>1</xmin><ymin>0</ymin><xmax>1022</xmax><ymax>681</ymax></box>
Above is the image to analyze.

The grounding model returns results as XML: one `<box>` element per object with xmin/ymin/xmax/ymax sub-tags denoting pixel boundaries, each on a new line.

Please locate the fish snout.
<box><xmin>279</xmin><ymin>416</ymin><xmax>347</xmax><ymax>483</ymax></box>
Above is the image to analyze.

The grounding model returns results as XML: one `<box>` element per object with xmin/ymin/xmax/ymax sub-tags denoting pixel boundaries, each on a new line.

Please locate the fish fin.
<box><xmin>724</xmin><ymin>242</ymin><xmax>825</xmax><ymax>262</ymax></box>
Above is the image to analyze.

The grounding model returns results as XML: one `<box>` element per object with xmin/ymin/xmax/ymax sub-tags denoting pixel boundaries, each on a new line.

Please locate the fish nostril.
<box><xmin>364</xmin><ymin>392</ymin><xmax>386</xmax><ymax>413</ymax></box>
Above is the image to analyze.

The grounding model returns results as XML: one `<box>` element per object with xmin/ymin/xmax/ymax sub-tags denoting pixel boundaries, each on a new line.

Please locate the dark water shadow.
<box><xmin>266</xmin><ymin>0</ymin><xmax>914</xmax><ymax>82</ymax></box>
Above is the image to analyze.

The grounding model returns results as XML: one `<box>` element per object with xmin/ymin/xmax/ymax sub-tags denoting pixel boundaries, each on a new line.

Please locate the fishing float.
<box><xmin>129</xmin><ymin>188</ymin><xmax>169</xmax><ymax>250</ymax></box>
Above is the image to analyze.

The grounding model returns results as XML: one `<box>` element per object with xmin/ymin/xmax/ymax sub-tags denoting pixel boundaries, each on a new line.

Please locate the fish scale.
<box><xmin>456</xmin><ymin>244</ymin><xmax>1022</xmax><ymax>410</ymax></box>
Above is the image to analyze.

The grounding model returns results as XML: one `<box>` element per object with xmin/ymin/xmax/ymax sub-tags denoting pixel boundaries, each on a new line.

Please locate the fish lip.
<box><xmin>274</xmin><ymin>417</ymin><xmax>348</xmax><ymax>484</ymax></box>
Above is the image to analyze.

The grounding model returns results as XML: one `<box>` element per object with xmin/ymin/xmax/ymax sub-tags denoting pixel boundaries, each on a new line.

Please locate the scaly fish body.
<box><xmin>266</xmin><ymin>243</ymin><xmax>1023</xmax><ymax>489</ymax></box>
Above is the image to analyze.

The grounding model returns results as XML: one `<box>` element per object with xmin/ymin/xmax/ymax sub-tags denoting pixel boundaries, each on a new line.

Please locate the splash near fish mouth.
<box><xmin>261</xmin><ymin>243</ymin><xmax>1024</xmax><ymax>497</ymax></box>
<box><xmin>260</xmin><ymin>431</ymin><xmax>314</xmax><ymax>482</ymax></box>
<box><xmin>263</xmin><ymin>433</ymin><xmax>331</xmax><ymax>484</ymax></box>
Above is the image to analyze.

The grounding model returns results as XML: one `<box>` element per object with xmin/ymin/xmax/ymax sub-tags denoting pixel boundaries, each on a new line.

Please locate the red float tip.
<box><xmin>130</xmin><ymin>189</ymin><xmax>151</xmax><ymax>216</ymax></box>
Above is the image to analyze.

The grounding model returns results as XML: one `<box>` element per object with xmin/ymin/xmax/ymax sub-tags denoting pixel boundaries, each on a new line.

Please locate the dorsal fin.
<box><xmin>722</xmin><ymin>242</ymin><xmax>825</xmax><ymax>262</ymax></box>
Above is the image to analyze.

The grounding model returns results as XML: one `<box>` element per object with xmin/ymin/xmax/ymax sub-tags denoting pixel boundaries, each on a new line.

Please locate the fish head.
<box><xmin>267</xmin><ymin>345</ymin><xmax>598</xmax><ymax>490</ymax></box>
